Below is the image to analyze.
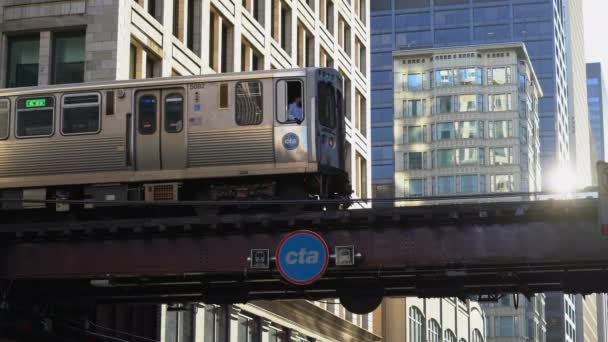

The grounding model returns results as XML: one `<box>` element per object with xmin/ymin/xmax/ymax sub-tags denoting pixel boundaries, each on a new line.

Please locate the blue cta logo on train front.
<box><xmin>282</xmin><ymin>133</ymin><xmax>300</xmax><ymax>150</ymax></box>
<box><xmin>276</xmin><ymin>230</ymin><xmax>329</xmax><ymax>285</ymax></box>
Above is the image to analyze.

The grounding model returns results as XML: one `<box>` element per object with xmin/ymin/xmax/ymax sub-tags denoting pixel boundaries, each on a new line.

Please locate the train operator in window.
<box><xmin>287</xmin><ymin>95</ymin><xmax>303</xmax><ymax>124</ymax></box>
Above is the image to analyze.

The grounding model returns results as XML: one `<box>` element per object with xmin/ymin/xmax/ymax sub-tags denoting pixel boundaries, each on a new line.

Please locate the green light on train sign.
<box><xmin>25</xmin><ymin>98</ymin><xmax>47</xmax><ymax>108</ymax></box>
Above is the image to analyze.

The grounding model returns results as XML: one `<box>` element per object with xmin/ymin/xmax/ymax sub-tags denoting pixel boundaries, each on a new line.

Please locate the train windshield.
<box><xmin>318</xmin><ymin>82</ymin><xmax>336</xmax><ymax>128</ymax></box>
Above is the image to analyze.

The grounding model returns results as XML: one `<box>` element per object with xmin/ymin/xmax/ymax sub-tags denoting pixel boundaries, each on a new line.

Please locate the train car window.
<box><xmin>62</xmin><ymin>93</ymin><xmax>101</xmax><ymax>135</ymax></box>
<box><xmin>16</xmin><ymin>96</ymin><xmax>54</xmax><ymax>138</ymax></box>
<box><xmin>106</xmin><ymin>91</ymin><xmax>115</xmax><ymax>115</ymax></box>
<box><xmin>235</xmin><ymin>81</ymin><xmax>263</xmax><ymax>126</ymax></box>
<box><xmin>0</xmin><ymin>99</ymin><xmax>9</xmax><ymax>140</ymax></box>
<box><xmin>318</xmin><ymin>82</ymin><xmax>336</xmax><ymax>128</ymax></box>
<box><xmin>276</xmin><ymin>80</ymin><xmax>304</xmax><ymax>124</ymax></box>
<box><xmin>219</xmin><ymin>83</ymin><xmax>229</xmax><ymax>109</ymax></box>
<box><xmin>138</xmin><ymin>95</ymin><xmax>157</xmax><ymax>135</ymax></box>
<box><xmin>164</xmin><ymin>93</ymin><xmax>184</xmax><ymax>133</ymax></box>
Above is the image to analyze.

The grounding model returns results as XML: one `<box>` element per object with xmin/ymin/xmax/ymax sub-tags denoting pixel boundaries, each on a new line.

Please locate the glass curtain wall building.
<box><xmin>371</xmin><ymin>0</ymin><xmax>569</xmax><ymax>196</ymax></box>
<box><xmin>587</xmin><ymin>63</ymin><xmax>608</xmax><ymax>162</ymax></box>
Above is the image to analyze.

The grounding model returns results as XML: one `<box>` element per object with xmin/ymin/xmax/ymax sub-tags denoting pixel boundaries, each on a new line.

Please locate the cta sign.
<box><xmin>276</xmin><ymin>230</ymin><xmax>329</xmax><ymax>285</ymax></box>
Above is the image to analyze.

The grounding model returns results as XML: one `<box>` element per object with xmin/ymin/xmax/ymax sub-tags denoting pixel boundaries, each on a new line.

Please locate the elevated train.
<box><xmin>0</xmin><ymin>68</ymin><xmax>350</xmax><ymax>210</ymax></box>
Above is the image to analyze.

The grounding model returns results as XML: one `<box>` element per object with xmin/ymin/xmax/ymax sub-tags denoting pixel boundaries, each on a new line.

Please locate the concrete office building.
<box><xmin>564</xmin><ymin>0</ymin><xmax>592</xmax><ymax>188</ymax></box>
<box><xmin>370</xmin><ymin>0</ymin><xmax>582</xmax><ymax>196</ymax></box>
<box><xmin>575</xmin><ymin>295</ymin><xmax>599</xmax><ymax>342</ymax></box>
<box><xmin>587</xmin><ymin>63</ymin><xmax>608</xmax><ymax>162</ymax></box>
<box><xmin>392</xmin><ymin>44</ymin><xmax>542</xmax><ymax>201</ymax></box>
<box><xmin>545</xmin><ymin>293</ymin><xmax>577</xmax><ymax>342</ymax></box>
<box><xmin>482</xmin><ymin>294</ymin><xmax>547</xmax><ymax>342</ymax></box>
<box><xmin>378</xmin><ymin>297</ymin><xmax>486</xmax><ymax>342</ymax></box>
<box><xmin>0</xmin><ymin>0</ymin><xmax>375</xmax><ymax>341</ymax></box>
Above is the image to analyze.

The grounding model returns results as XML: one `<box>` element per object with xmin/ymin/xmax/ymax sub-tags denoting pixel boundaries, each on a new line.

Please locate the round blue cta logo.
<box><xmin>282</xmin><ymin>133</ymin><xmax>299</xmax><ymax>150</ymax></box>
<box><xmin>276</xmin><ymin>230</ymin><xmax>329</xmax><ymax>285</ymax></box>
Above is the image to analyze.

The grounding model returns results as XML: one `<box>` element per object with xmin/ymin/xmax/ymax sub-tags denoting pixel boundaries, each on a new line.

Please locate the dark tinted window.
<box><xmin>235</xmin><ymin>82</ymin><xmax>263</xmax><ymax>125</ymax></box>
<box><xmin>395</xmin><ymin>0</ymin><xmax>429</xmax><ymax>9</ymax></box>
<box><xmin>219</xmin><ymin>83</ymin><xmax>229</xmax><ymax>108</ymax></box>
<box><xmin>16</xmin><ymin>97</ymin><xmax>54</xmax><ymax>137</ymax></box>
<box><xmin>138</xmin><ymin>95</ymin><xmax>157</xmax><ymax>135</ymax></box>
<box><xmin>164</xmin><ymin>94</ymin><xmax>184</xmax><ymax>132</ymax></box>
<box><xmin>371</xmin><ymin>0</ymin><xmax>391</xmax><ymax>11</ymax></box>
<box><xmin>62</xmin><ymin>94</ymin><xmax>100</xmax><ymax>134</ymax></box>
<box><xmin>7</xmin><ymin>35</ymin><xmax>39</xmax><ymax>88</ymax></box>
<box><xmin>52</xmin><ymin>31</ymin><xmax>85</xmax><ymax>84</ymax></box>
<box><xmin>318</xmin><ymin>82</ymin><xmax>336</xmax><ymax>128</ymax></box>
<box><xmin>0</xmin><ymin>100</ymin><xmax>9</xmax><ymax>139</ymax></box>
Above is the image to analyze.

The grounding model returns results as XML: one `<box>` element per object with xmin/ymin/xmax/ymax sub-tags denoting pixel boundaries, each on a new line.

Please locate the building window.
<box><xmin>62</xmin><ymin>94</ymin><xmax>100</xmax><ymax>135</ymax></box>
<box><xmin>241</xmin><ymin>38</ymin><xmax>264</xmax><ymax>71</ymax></box>
<box><xmin>434</xmin><ymin>96</ymin><xmax>453</xmax><ymax>114</ymax></box>
<box><xmin>235</xmin><ymin>82</ymin><xmax>263</xmax><ymax>125</ymax></box>
<box><xmin>489</xmin><ymin>94</ymin><xmax>512</xmax><ymax>111</ymax></box>
<box><xmin>405</xmin><ymin>99</ymin><xmax>425</xmax><ymax>117</ymax></box>
<box><xmin>271</xmin><ymin>0</ymin><xmax>292</xmax><ymax>54</ymax></box>
<box><xmin>297</xmin><ymin>22</ymin><xmax>315</xmax><ymax>67</ymax></box>
<box><xmin>277</xmin><ymin>80</ymin><xmax>304</xmax><ymax>123</ymax></box>
<box><xmin>319</xmin><ymin>0</ymin><xmax>334</xmax><ymax>33</ymax></box>
<box><xmin>268</xmin><ymin>324</ymin><xmax>290</xmax><ymax>342</ymax></box>
<box><xmin>355</xmin><ymin>152</ymin><xmax>367</xmax><ymax>198</ymax></box>
<box><xmin>491</xmin><ymin>175</ymin><xmax>514</xmax><ymax>193</ymax></box>
<box><xmin>209</xmin><ymin>7</ymin><xmax>234</xmax><ymax>73</ymax></box>
<box><xmin>519</xmin><ymin>73</ymin><xmax>527</xmax><ymax>92</ymax></box>
<box><xmin>407</xmin><ymin>179</ymin><xmax>425</xmax><ymax>197</ymax></box>
<box><xmin>457</xmin><ymin>147</ymin><xmax>482</xmax><ymax>166</ymax></box>
<box><xmin>409</xmin><ymin>307</ymin><xmax>425</xmax><ymax>342</ymax></box>
<box><xmin>457</xmin><ymin>121</ymin><xmax>483</xmax><ymax>139</ymax></box>
<box><xmin>165</xmin><ymin>305</ymin><xmax>196</xmax><ymax>342</ymax></box>
<box><xmin>444</xmin><ymin>330</ymin><xmax>457</xmax><ymax>342</ymax></box>
<box><xmin>457</xmin><ymin>94</ymin><xmax>482</xmax><ymax>112</ymax></box>
<box><xmin>355</xmin><ymin>36</ymin><xmax>366</xmax><ymax>75</ymax></box>
<box><xmin>435</xmin><ymin>149</ymin><xmax>455</xmax><ymax>168</ymax></box>
<box><xmin>433</xmin><ymin>122</ymin><xmax>454</xmax><ymax>140</ymax></box>
<box><xmin>436</xmin><ymin>176</ymin><xmax>455</xmax><ymax>194</ymax></box>
<box><xmin>407</xmin><ymin>152</ymin><xmax>424</xmax><ymax>170</ymax></box>
<box><xmin>16</xmin><ymin>96</ymin><xmax>54</xmax><ymax>138</ymax></box>
<box><xmin>204</xmin><ymin>305</ymin><xmax>227</xmax><ymax>342</ymax></box>
<box><xmin>406</xmin><ymin>73</ymin><xmax>425</xmax><ymax>91</ymax></box>
<box><xmin>490</xmin><ymin>147</ymin><xmax>513</xmax><ymax>165</ymax></box>
<box><xmin>52</xmin><ymin>31</ymin><xmax>85</xmax><ymax>84</ymax></box>
<box><xmin>434</xmin><ymin>69</ymin><xmax>453</xmax><ymax>87</ymax></box>
<box><xmin>488</xmin><ymin>67</ymin><xmax>511</xmax><ymax>85</ymax></box>
<box><xmin>237</xmin><ymin>312</ymin><xmax>261</xmax><ymax>342</ymax></box>
<box><xmin>407</xmin><ymin>126</ymin><xmax>424</xmax><ymax>143</ymax></box>
<box><xmin>355</xmin><ymin>90</ymin><xmax>367</xmax><ymax>136</ymax></box>
<box><xmin>7</xmin><ymin>35</ymin><xmax>40</xmax><ymax>88</ymax></box>
<box><xmin>460</xmin><ymin>175</ymin><xmax>484</xmax><ymax>193</ymax></box>
<box><xmin>457</xmin><ymin>68</ymin><xmax>482</xmax><ymax>85</ymax></box>
<box><xmin>428</xmin><ymin>320</ymin><xmax>441</xmax><ymax>342</ymax></box>
<box><xmin>338</xmin><ymin>15</ymin><xmax>351</xmax><ymax>55</ymax></box>
<box><xmin>495</xmin><ymin>316</ymin><xmax>516</xmax><ymax>336</ymax></box>
<box><xmin>473</xmin><ymin>329</ymin><xmax>484</xmax><ymax>342</ymax></box>
<box><xmin>489</xmin><ymin>120</ymin><xmax>512</xmax><ymax>138</ymax></box>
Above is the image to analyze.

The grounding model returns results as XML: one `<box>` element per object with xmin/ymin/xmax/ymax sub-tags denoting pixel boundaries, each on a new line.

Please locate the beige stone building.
<box><xmin>482</xmin><ymin>294</ymin><xmax>546</xmax><ymax>342</ymax></box>
<box><xmin>0</xmin><ymin>0</ymin><xmax>373</xmax><ymax>340</ymax></box>
<box><xmin>377</xmin><ymin>297</ymin><xmax>486</xmax><ymax>342</ymax></box>
<box><xmin>392</xmin><ymin>43</ymin><xmax>542</xmax><ymax>203</ymax></box>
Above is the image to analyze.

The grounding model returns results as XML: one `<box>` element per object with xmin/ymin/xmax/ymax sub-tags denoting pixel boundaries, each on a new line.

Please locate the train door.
<box><xmin>135</xmin><ymin>89</ymin><xmax>186</xmax><ymax>171</ymax></box>
<box><xmin>317</xmin><ymin>81</ymin><xmax>340</xmax><ymax>168</ymax></box>
<box><xmin>274</xmin><ymin>79</ymin><xmax>308</xmax><ymax>163</ymax></box>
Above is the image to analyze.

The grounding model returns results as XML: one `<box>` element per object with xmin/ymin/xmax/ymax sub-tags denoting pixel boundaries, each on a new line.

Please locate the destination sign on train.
<box><xmin>25</xmin><ymin>98</ymin><xmax>47</xmax><ymax>108</ymax></box>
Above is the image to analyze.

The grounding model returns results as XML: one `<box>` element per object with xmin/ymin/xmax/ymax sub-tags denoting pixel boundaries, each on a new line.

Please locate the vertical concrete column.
<box><xmin>38</xmin><ymin>31</ymin><xmax>52</xmax><ymax>85</ymax></box>
<box><xmin>262</xmin><ymin>0</ymin><xmax>272</xmax><ymax>69</ymax></box>
<box><xmin>242</xmin><ymin>43</ymin><xmax>252</xmax><ymax>71</ymax></box>
<box><xmin>198</xmin><ymin>0</ymin><xmax>211</xmax><ymax>71</ymax></box>
<box><xmin>115</xmin><ymin>0</ymin><xmax>133</xmax><ymax>80</ymax></box>
<box><xmin>194</xmin><ymin>304</ymin><xmax>205</xmax><ymax>342</ymax></box>
<box><xmin>159</xmin><ymin>304</ymin><xmax>168</xmax><ymax>342</ymax></box>
<box><xmin>211</xmin><ymin>12</ymin><xmax>222</xmax><ymax>72</ymax></box>
<box><xmin>297</xmin><ymin>24</ymin><xmax>305</xmax><ymax>67</ymax></box>
<box><xmin>288</xmin><ymin>0</ymin><xmax>296</xmax><ymax>62</ymax></box>
<box><xmin>138</xmin><ymin>48</ymin><xmax>147</xmax><ymax>79</ymax></box>
<box><xmin>228</xmin><ymin>305</ymin><xmax>242</xmax><ymax>342</ymax></box>
<box><xmin>161</xmin><ymin>0</ymin><xmax>175</xmax><ymax>76</ymax></box>
<box><xmin>233</xmin><ymin>3</ymin><xmax>243</xmax><ymax>72</ymax></box>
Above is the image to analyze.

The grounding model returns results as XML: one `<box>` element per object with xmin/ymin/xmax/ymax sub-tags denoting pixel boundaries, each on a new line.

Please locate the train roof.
<box><xmin>0</xmin><ymin>67</ymin><xmax>338</xmax><ymax>98</ymax></box>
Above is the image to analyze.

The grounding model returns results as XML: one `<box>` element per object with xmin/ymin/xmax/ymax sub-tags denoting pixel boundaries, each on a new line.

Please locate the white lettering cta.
<box><xmin>285</xmin><ymin>248</ymin><xmax>320</xmax><ymax>265</ymax></box>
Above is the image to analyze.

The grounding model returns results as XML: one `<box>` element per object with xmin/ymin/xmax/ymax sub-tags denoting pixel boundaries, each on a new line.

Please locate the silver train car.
<box><xmin>0</xmin><ymin>68</ymin><xmax>349</xmax><ymax>209</ymax></box>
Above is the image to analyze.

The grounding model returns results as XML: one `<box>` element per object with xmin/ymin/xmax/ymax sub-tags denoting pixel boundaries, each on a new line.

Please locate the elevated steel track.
<box><xmin>0</xmin><ymin>195</ymin><xmax>605</xmax><ymax>304</ymax></box>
